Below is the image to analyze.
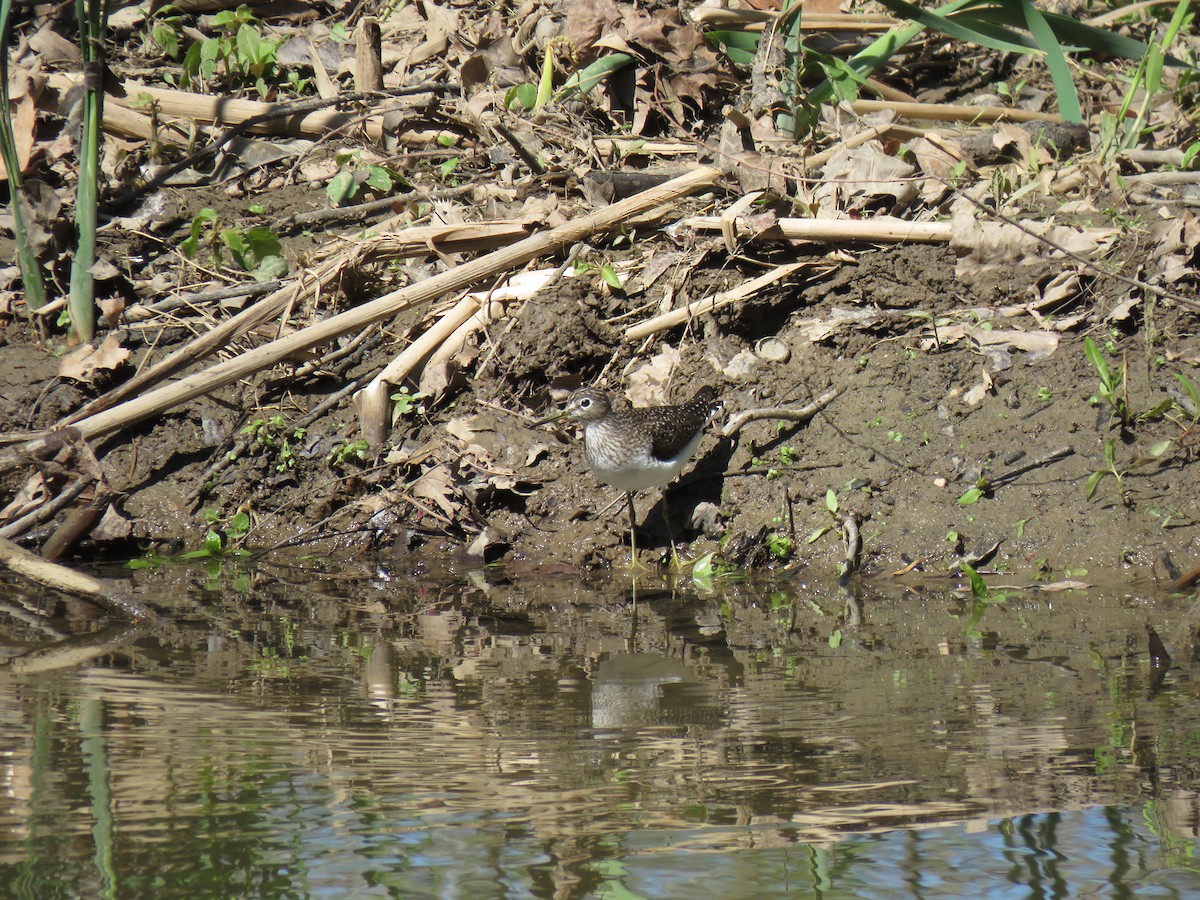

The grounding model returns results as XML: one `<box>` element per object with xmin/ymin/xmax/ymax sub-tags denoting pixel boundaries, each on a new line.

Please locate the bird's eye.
<box><xmin>579</xmin><ymin>398</ymin><xmax>592</xmax><ymax>409</ymax></box>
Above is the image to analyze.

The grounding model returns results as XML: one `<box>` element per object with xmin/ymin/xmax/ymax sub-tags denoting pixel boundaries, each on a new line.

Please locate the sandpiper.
<box><xmin>534</xmin><ymin>385</ymin><xmax>723</xmax><ymax>566</ymax></box>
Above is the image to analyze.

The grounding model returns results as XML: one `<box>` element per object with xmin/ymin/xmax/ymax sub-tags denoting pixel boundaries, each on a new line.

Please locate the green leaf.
<box><xmin>875</xmin><ymin>0</ymin><xmax>1035</xmax><ymax>55</ymax></box>
<box><xmin>806</xmin><ymin>524</ymin><xmax>832</xmax><ymax>543</ymax></box>
<box><xmin>704</xmin><ymin>30</ymin><xmax>760</xmax><ymax>66</ymax></box>
<box><xmin>152</xmin><ymin>23</ymin><xmax>179</xmax><ymax>57</ymax></box>
<box><xmin>326</xmin><ymin>169</ymin><xmax>357</xmax><ymax>205</ymax></box>
<box><xmin>203</xmin><ymin>530</ymin><xmax>223</xmax><ymax>555</ymax></box>
<box><xmin>1019</xmin><ymin>0</ymin><xmax>1081</xmax><ymax>122</ymax></box>
<box><xmin>365</xmin><ymin>165</ymin><xmax>394</xmax><ymax>192</ymax></box>
<box><xmin>558</xmin><ymin>52</ymin><xmax>635</xmax><ymax>99</ymax></box>
<box><xmin>691</xmin><ymin>552</ymin><xmax>716</xmax><ymax>591</ymax></box>
<box><xmin>242</xmin><ymin>225</ymin><xmax>282</xmax><ymax>263</ymax></box>
<box><xmin>220</xmin><ymin>228</ymin><xmax>249</xmax><ymax>267</ymax></box>
<box><xmin>1085</xmin><ymin>469</ymin><xmax>1105</xmax><ymax>500</ymax></box>
<box><xmin>253</xmin><ymin>254</ymin><xmax>288</xmax><ymax>282</ymax></box>
<box><xmin>236</xmin><ymin>24</ymin><xmax>259</xmax><ymax>68</ymax></box>
<box><xmin>1149</xmin><ymin>439</ymin><xmax>1173</xmax><ymax>457</ymax></box>
<box><xmin>957</xmin><ymin>486</ymin><xmax>984</xmax><ymax>506</ymax></box>
<box><xmin>1174</xmin><ymin>373</ymin><xmax>1200</xmax><ymax>408</ymax></box>
<box><xmin>1083</xmin><ymin>336</ymin><xmax>1109</xmax><ymax>382</ymax></box>
<box><xmin>505</xmin><ymin>83</ymin><xmax>538</xmax><ymax>110</ymax></box>
<box><xmin>970</xmin><ymin>5</ymin><xmax>1184</xmax><ymax>65</ymax></box>
<box><xmin>200</xmin><ymin>37</ymin><xmax>221</xmax><ymax>64</ymax></box>
<box><xmin>825</xmin><ymin>488</ymin><xmax>838</xmax><ymax>513</ymax></box>
<box><xmin>599</xmin><ymin>263</ymin><xmax>623</xmax><ymax>290</ymax></box>
<box><xmin>960</xmin><ymin>561</ymin><xmax>988</xmax><ymax>599</ymax></box>
<box><xmin>828</xmin><ymin>628</ymin><xmax>843</xmax><ymax>648</ymax></box>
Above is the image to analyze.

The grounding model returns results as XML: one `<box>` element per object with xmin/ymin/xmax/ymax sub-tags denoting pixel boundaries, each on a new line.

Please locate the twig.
<box><xmin>722</xmin><ymin>387</ymin><xmax>843</xmax><ymax>437</ymax></box>
<box><xmin>840</xmin><ymin>514</ymin><xmax>861</xmax><ymax>581</ymax></box>
<box><xmin>0</xmin><ymin>536</ymin><xmax>155</xmax><ymax>621</ymax></box>
<box><xmin>988</xmin><ymin>446</ymin><xmax>1074</xmax><ymax>489</ymax></box>
<box><xmin>682</xmin><ymin>215</ymin><xmax>954</xmax><ymax>245</ymax></box>
<box><xmin>625</xmin><ymin>262</ymin><xmax>811</xmax><ymax>342</ymax></box>
<box><xmin>4</xmin><ymin>623</ymin><xmax>150</xmax><ymax>674</ymax></box>
<box><xmin>76</xmin><ymin>84</ymin><xmax>463</xmax><ymax>210</ymax></box>
<box><xmin>126</xmin><ymin>280</ymin><xmax>281</xmax><ymax>321</ymax></box>
<box><xmin>273</xmin><ymin>183</ymin><xmax>477</xmax><ymax>233</ymax></box>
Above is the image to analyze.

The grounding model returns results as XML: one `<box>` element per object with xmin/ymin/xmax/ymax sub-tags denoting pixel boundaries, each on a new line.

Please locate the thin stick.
<box><xmin>722</xmin><ymin>387</ymin><xmax>844</xmax><ymax>437</ymax></box>
<box><xmin>625</xmin><ymin>263</ymin><xmax>809</xmax><ymax>342</ymax></box>
<box><xmin>682</xmin><ymin>216</ymin><xmax>954</xmax><ymax>244</ymax></box>
<box><xmin>0</xmin><ymin>536</ymin><xmax>155</xmax><ymax>621</ymax></box>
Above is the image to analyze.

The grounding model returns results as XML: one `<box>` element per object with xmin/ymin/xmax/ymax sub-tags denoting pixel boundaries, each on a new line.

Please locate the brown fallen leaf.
<box><xmin>410</xmin><ymin>464</ymin><xmax>461</xmax><ymax>519</ymax></box>
<box><xmin>58</xmin><ymin>334</ymin><xmax>131</xmax><ymax>383</ymax></box>
<box><xmin>0</xmin><ymin>64</ymin><xmax>42</xmax><ymax>181</ymax></box>
<box><xmin>0</xmin><ymin>472</ymin><xmax>50</xmax><ymax>523</ymax></box>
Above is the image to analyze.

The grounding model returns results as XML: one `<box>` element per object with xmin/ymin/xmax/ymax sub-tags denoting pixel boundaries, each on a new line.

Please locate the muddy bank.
<box><xmin>4</xmin><ymin>220</ymin><xmax>1200</xmax><ymax>587</ymax></box>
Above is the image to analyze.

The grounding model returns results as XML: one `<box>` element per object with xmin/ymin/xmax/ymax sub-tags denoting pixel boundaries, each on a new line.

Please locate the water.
<box><xmin>1</xmin><ymin>561</ymin><xmax>1199</xmax><ymax>898</ymax></box>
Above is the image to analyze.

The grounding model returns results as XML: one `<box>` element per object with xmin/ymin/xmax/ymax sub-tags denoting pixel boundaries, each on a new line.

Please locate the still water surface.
<box><xmin>1</xmin><ymin>562</ymin><xmax>1199</xmax><ymax>898</ymax></box>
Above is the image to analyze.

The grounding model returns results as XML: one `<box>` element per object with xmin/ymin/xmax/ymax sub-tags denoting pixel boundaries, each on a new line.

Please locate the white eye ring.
<box><xmin>579</xmin><ymin>398</ymin><xmax>592</xmax><ymax>408</ymax></box>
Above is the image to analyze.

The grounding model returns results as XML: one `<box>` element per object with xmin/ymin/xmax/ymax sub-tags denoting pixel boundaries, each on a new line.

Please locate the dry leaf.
<box><xmin>815</xmin><ymin>143</ymin><xmax>918</xmax><ymax>212</ymax></box>
<box><xmin>0</xmin><ymin>472</ymin><xmax>49</xmax><ymax>523</ymax></box>
<box><xmin>962</xmin><ymin>367</ymin><xmax>994</xmax><ymax>406</ymax></box>
<box><xmin>91</xmin><ymin>503</ymin><xmax>133</xmax><ymax>541</ymax></box>
<box><xmin>0</xmin><ymin>65</ymin><xmax>41</xmax><ymax>181</ymax></box>
<box><xmin>58</xmin><ymin>334</ymin><xmax>131</xmax><ymax>383</ymax></box>
<box><xmin>951</xmin><ymin>203</ymin><xmax>1116</xmax><ymax>274</ymax></box>
<box><xmin>410</xmin><ymin>464</ymin><xmax>461</xmax><ymax>519</ymax></box>
<box><xmin>98</xmin><ymin>297</ymin><xmax>126</xmax><ymax>328</ymax></box>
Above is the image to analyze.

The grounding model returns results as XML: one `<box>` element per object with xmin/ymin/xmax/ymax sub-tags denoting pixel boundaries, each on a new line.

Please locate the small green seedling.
<box><xmin>328</xmin><ymin>439</ymin><xmax>371</xmax><ymax>468</ymax></box>
<box><xmin>144</xmin><ymin>6</ymin><xmax>183</xmax><ymax>58</ymax></box>
<box><xmin>391</xmin><ymin>387</ymin><xmax>429</xmax><ymax>425</ymax></box>
<box><xmin>806</xmin><ymin>488</ymin><xmax>840</xmax><ymax>543</ymax></box>
<box><xmin>957</xmin><ymin>458</ymin><xmax>993</xmax><ymax>506</ymax></box>
<box><xmin>1084</xmin><ymin>336</ymin><xmax>1130</xmax><ymax>427</ymax></box>
<box><xmin>959</xmin><ymin>562</ymin><xmax>1010</xmax><ymax>639</ymax></box>
<box><xmin>1086</xmin><ymin>437</ymin><xmax>1125</xmax><ymax>504</ymax></box>
<box><xmin>181</xmin><ymin>208</ymin><xmax>287</xmax><ymax>281</ymax></box>
<box><xmin>242</xmin><ymin>415</ymin><xmax>306</xmax><ymax>473</ymax></box>
<box><xmin>691</xmin><ymin>552</ymin><xmax>735</xmax><ymax>591</ymax></box>
<box><xmin>598</xmin><ymin>263</ymin><xmax>624</xmax><ymax>292</ymax></box>
<box><xmin>1169</xmin><ymin>373</ymin><xmax>1200</xmax><ymax>436</ymax></box>
<box><xmin>181</xmin><ymin>4</ymin><xmax>282</xmax><ymax>98</ymax></box>
<box><xmin>766</xmin><ymin>532</ymin><xmax>794</xmax><ymax>561</ymax></box>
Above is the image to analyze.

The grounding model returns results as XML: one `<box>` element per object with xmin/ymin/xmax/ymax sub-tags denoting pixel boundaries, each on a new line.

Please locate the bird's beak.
<box><xmin>531</xmin><ymin>408</ymin><xmax>566</xmax><ymax>427</ymax></box>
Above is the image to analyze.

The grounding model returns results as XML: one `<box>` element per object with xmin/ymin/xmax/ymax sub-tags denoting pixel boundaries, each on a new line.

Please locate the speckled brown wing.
<box><xmin>647</xmin><ymin>386</ymin><xmax>721</xmax><ymax>463</ymax></box>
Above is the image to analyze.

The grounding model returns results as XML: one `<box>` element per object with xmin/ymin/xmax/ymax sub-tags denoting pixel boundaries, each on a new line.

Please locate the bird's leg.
<box><xmin>625</xmin><ymin>491</ymin><xmax>644</xmax><ymax>570</ymax></box>
<box><xmin>661</xmin><ymin>492</ymin><xmax>683</xmax><ymax>570</ymax></box>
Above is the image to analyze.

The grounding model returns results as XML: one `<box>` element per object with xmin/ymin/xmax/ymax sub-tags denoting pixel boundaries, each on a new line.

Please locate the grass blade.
<box><xmin>807</xmin><ymin>0</ymin><xmax>979</xmax><ymax>110</ymax></box>
<box><xmin>1019</xmin><ymin>0</ymin><xmax>1081</xmax><ymax>122</ymax></box>
<box><xmin>875</xmin><ymin>0</ymin><xmax>1035</xmax><ymax>55</ymax></box>
<box><xmin>68</xmin><ymin>0</ymin><xmax>108</xmax><ymax>342</ymax></box>
<box><xmin>557</xmin><ymin>52</ymin><xmax>635</xmax><ymax>100</ymax></box>
<box><xmin>0</xmin><ymin>0</ymin><xmax>46</xmax><ymax>311</ymax></box>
